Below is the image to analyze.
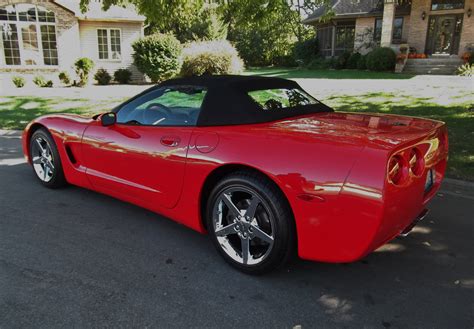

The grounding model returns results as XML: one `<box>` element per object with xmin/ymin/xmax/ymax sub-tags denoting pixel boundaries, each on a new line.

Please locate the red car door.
<box><xmin>81</xmin><ymin>86</ymin><xmax>207</xmax><ymax>209</ymax></box>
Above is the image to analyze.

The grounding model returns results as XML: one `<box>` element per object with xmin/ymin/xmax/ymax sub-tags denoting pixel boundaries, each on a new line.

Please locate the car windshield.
<box><xmin>116</xmin><ymin>86</ymin><xmax>207</xmax><ymax>126</ymax></box>
<box><xmin>248</xmin><ymin>88</ymin><xmax>318</xmax><ymax>111</ymax></box>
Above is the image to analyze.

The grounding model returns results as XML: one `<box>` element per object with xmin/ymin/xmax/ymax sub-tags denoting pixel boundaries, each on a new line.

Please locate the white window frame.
<box><xmin>96</xmin><ymin>28</ymin><xmax>122</xmax><ymax>62</ymax></box>
<box><xmin>0</xmin><ymin>5</ymin><xmax>58</xmax><ymax>68</ymax></box>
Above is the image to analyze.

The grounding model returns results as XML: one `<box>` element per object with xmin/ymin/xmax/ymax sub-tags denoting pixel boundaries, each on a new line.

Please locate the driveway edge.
<box><xmin>443</xmin><ymin>178</ymin><xmax>474</xmax><ymax>188</ymax></box>
<box><xmin>0</xmin><ymin>129</ymin><xmax>22</xmax><ymax>137</ymax></box>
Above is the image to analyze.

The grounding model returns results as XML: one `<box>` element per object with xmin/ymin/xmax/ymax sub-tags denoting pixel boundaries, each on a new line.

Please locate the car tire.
<box><xmin>206</xmin><ymin>171</ymin><xmax>295</xmax><ymax>274</ymax></box>
<box><xmin>29</xmin><ymin>128</ymin><xmax>67</xmax><ymax>189</ymax></box>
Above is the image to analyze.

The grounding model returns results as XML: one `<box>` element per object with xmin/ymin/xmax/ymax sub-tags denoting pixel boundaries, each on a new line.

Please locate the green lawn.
<box><xmin>0</xmin><ymin>96</ymin><xmax>125</xmax><ymax>130</ymax></box>
<box><xmin>246</xmin><ymin>67</ymin><xmax>415</xmax><ymax>79</ymax></box>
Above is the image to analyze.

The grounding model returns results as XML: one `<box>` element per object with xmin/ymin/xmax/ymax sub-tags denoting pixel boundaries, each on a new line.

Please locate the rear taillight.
<box><xmin>438</xmin><ymin>131</ymin><xmax>449</xmax><ymax>152</ymax></box>
<box><xmin>388</xmin><ymin>155</ymin><xmax>407</xmax><ymax>185</ymax></box>
<box><xmin>409</xmin><ymin>147</ymin><xmax>424</xmax><ymax>177</ymax></box>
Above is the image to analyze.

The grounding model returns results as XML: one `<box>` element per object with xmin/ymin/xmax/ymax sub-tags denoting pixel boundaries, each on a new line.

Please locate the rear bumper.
<box><xmin>399</xmin><ymin>208</ymin><xmax>429</xmax><ymax>237</ymax></box>
<box><xmin>295</xmin><ymin>155</ymin><xmax>446</xmax><ymax>264</ymax></box>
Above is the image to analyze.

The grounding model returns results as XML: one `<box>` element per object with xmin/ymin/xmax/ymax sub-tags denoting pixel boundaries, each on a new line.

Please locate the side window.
<box><xmin>116</xmin><ymin>86</ymin><xmax>207</xmax><ymax>126</ymax></box>
<box><xmin>248</xmin><ymin>88</ymin><xmax>318</xmax><ymax>111</ymax></box>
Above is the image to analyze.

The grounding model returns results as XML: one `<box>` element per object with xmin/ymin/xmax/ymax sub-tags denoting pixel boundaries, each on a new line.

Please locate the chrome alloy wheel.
<box><xmin>31</xmin><ymin>137</ymin><xmax>55</xmax><ymax>183</ymax></box>
<box><xmin>212</xmin><ymin>187</ymin><xmax>275</xmax><ymax>265</ymax></box>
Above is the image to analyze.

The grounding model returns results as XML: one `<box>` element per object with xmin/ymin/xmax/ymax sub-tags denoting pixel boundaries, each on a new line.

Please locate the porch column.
<box><xmin>331</xmin><ymin>24</ymin><xmax>336</xmax><ymax>57</ymax></box>
<box><xmin>381</xmin><ymin>0</ymin><xmax>396</xmax><ymax>47</ymax></box>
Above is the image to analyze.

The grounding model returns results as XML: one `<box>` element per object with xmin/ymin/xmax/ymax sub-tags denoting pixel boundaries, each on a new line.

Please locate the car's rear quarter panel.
<box><xmin>173</xmin><ymin>124</ymin><xmax>384</xmax><ymax>262</ymax></box>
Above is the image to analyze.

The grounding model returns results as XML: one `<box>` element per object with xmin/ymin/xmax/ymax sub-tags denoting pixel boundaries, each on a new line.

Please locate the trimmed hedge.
<box><xmin>94</xmin><ymin>68</ymin><xmax>112</xmax><ymax>85</ymax></box>
<box><xmin>357</xmin><ymin>54</ymin><xmax>367</xmax><ymax>70</ymax></box>
<box><xmin>366</xmin><ymin>47</ymin><xmax>397</xmax><ymax>71</ymax></box>
<box><xmin>181</xmin><ymin>40</ymin><xmax>244</xmax><ymax>77</ymax></box>
<box><xmin>132</xmin><ymin>33</ymin><xmax>182</xmax><ymax>83</ymax></box>
<box><xmin>114</xmin><ymin>68</ymin><xmax>132</xmax><ymax>84</ymax></box>
<box><xmin>347</xmin><ymin>52</ymin><xmax>362</xmax><ymax>69</ymax></box>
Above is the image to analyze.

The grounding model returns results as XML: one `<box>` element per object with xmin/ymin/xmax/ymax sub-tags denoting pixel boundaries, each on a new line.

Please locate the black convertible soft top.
<box><xmin>159</xmin><ymin>75</ymin><xmax>334</xmax><ymax>126</ymax></box>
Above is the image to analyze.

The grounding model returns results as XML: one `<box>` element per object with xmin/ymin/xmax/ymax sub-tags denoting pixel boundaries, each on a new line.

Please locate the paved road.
<box><xmin>0</xmin><ymin>134</ymin><xmax>473</xmax><ymax>329</ymax></box>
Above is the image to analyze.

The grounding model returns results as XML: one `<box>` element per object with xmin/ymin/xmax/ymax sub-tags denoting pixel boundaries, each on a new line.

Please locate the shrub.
<box><xmin>114</xmin><ymin>68</ymin><xmax>132</xmax><ymax>84</ymax></box>
<box><xmin>347</xmin><ymin>52</ymin><xmax>362</xmax><ymax>69</ymax></box>
<box><xmin>12</xmin><ymin>76</ymin><xmax>25</xmax><ymax>88</ymax></box>
<box><xmin>457</xmin><ymin>63</ymin><xmax>473</xmax><ymax>77</ymax></box>
<box><xmin>132</xmin><ymin>33</ymin><xmax>182</xmax><ymax>83</ymax></box>
<box><xmin>306</xmin><ymin>57</ymin><xmax>331</xmax><ymax>70</ymax></box>
<box><xmin>58</xmin><ymin>71</ymin><xmax>71</xmax><ymax>86</ymax></box>
<box><xmin>181</xmin><ymin>40</ymin><xmax>244</xmax><ymax>77</ymax></box>
<box><xmin>33</xmin><ymin>75</ymin><xmax>53</xmax><ymax>88</ymax></box>
<box><xmin>293</xmin><ymin>37</ymin><xmax>319</xmax><ymax>65</ymax></box>
<box><xmin>274</xmin><ymin>54</ymin><xmax>297</xmax><ymax>67</ymax></box>
<box><xmin>357</xmin><ymin>54</ymin><xmax>367</xmax><ymax>70</ymax></box>
<box><xmin>335</xmin><ymin>51</ymin><xmax>351</xmax><ymax>70</ymax></box>
<box><xmin>74</xmin><ymin>57</ymin><xmax>95</xmax><ymax>87</ymax></box>
<box><xmin>366</xmin><ymin>47</ymin><xmax>397</xmax><ymax>71</ymax></box>
<box><xmin>94</xmin><ymin>68</ymin><xmax>112</xmax><ymax>85</ymax></box>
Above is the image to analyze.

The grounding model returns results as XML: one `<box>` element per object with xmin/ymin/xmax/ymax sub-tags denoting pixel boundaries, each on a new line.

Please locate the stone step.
<box><xmin>404</xmin><ymin>64</ymin><xmax>461</xmax><ymax>69</ymax></box>
<box><xmin>405</xmin><ymin>59</ymin><xmax>463</xmax><ymax>66</ymax></box>
<box><xmin>403</xmin><ymin>68</ymin><xmax>457</xmax><ymax>75</ymax></box>
<box><xmin>402</xmin><ymin>57</ymin><xmax>462</xmax><ymax>75</ymax></box>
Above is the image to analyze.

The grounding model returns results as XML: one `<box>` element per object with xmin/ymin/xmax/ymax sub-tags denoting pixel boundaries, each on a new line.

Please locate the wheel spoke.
<box><xmin>251</xmin><ymin>225</ymin><xmax>274</xmax><ymax>244</ymax></box>
<box><xmin>215</xmin><ymin>222</ymin><xmax>238</xmax><ymax>237</ymax></box>
<box><xmin>46</xmin><ymin>159</ymin><xmax>55</xmax><ymax>170</ymax></box>
<box><xmin>222</xmin><ymin>193</ymin><xmax>242</xmax><ymax>218</ymax></box>
<box><xmin>35</xmin><ymin>139</ymin><xmax>46</xmax><ymax>153</ymax></box>
<box><xmin>43</xmin><ymin>166</ymin><xmax>49</xmax><ymax>180</ymax></box>
<box><xmin>32</xmin><ymin>156</ymin><xmax>42</xmax><ymax>164</ymax></box>
<box><xmin>241</xmin><ymin>237</ymin><xmax>250</xmax><ymax>265</ymax></box>
<box><xmin>245</xmin><ymin>196</ymin><xmax>260</xmax><ymax>220</ymax></box>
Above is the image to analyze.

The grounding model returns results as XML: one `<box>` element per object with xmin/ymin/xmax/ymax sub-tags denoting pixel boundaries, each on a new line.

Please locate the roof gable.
<box><xmin>303</xmin><ymin>0</ymin><xmax>410</xmax><ymax>24</ymax></box>
<box><xmin>54</xmin><ymin>0</ymin><xmax>145</xmax><ymax>22</ymax></box>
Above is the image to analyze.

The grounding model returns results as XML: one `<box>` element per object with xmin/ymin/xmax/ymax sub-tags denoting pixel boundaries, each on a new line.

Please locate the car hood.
<box><xmin>265</xmin><ymin>112</ymin><xmax>444</xmax><ymax>151</ymax></box>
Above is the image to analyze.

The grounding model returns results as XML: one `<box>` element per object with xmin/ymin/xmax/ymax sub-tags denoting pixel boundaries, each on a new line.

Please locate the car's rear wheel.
<box><xmin>29</xmin><ymin>129</ymin><xmax>67</xmax><ymax>189</ymax></box>
<box><xmin>206</xmin><ymin>171</ymin><xmax>295</xmax><ymax>274</ymax></box>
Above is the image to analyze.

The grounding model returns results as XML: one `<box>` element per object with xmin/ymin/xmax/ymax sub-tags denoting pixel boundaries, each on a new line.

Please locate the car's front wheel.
<box><xmin>29</xmin><ymin>129</ymin><xmax>67</xmax><ymax>189</ymax></box>
<box><xmin>206</xmin><ymin>171</ymin><xmax>295</xmax><ymax>274</ymax></box>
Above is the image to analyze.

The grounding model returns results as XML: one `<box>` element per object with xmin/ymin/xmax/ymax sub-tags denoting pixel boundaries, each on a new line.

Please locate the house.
<box><xmin>303</xmin><ymin>0</ymin><xmax>473</xmax><ymax>73</ymax></box>
<box><xmin>0</xmin><ymin>0</ymin><xmax>146</xmax><ymax>85</ymax></box>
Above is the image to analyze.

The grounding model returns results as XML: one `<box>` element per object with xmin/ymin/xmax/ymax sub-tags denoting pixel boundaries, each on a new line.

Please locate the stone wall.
<box><xmin>354</xmin><ymin>17</ymin><xmax>376</xmax><ymax>54</ymax></box>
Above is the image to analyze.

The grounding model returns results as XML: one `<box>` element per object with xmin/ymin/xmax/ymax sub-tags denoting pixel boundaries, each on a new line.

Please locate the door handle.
<box><xmin>161</xmin><ymin>136</ymin><xmax>180</xmax><ymax>147</ymax></box>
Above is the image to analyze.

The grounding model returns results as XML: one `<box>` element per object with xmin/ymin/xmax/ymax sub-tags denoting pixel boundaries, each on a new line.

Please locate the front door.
<box><xmin>82</xmin><ymin>85</ymin><xmax>207</xmax><ymax>209</ymax></box>
<box><xmin>426</xmin><ymin>15</ymin><xmax>463</xmax><ymax>55</ymax></box>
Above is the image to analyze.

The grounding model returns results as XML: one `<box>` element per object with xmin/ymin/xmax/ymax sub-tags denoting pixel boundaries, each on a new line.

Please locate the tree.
<box><xmin>79</xmin><ymin>0</ymin><xmax>333</xmax><ymax>65</ymax></box>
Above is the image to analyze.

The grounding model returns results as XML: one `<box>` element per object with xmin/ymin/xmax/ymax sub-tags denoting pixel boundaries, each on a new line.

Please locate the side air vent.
<box><xmin>65</xmin><ymin>145</ymin><xmax>77</xmax><ymax>164</ymax></box>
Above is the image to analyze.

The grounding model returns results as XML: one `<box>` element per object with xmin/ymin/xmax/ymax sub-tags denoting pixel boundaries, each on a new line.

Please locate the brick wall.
<box><xmin>408</xmin><ymin>0</ymin><xmax>474</xmax><ymax>55</ymax></box>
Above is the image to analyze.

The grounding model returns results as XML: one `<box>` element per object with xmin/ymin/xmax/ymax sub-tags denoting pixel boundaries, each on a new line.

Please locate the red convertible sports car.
<box><xmin>22</xmin><ymin>75</ymin><xmax>448</xmax><ymax>274</ymax></box>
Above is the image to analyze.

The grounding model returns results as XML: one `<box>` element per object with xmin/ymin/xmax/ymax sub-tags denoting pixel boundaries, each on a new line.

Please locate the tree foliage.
<box><xmin>79</xmin><ymin>0</ymin><xmax>333</xmax><ymax>66</ymax></box>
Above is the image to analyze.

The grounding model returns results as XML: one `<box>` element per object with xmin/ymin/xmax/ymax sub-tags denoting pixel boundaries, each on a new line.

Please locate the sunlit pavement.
<box><xmin>0</xmin><ymin>134</ymin><xmax>473</xmax><ymax>328</ymax></box>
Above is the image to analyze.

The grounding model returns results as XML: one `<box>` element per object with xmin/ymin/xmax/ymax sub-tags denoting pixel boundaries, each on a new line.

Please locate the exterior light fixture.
<box><xmin>467</xmin><ymin>8</ymin><xmax>472</xmax><ymax>18</ymax></box>
<box><xmin>421</xmin><ymin>11</ymin><xmax>426</xmax><ymax>20</ymax></box>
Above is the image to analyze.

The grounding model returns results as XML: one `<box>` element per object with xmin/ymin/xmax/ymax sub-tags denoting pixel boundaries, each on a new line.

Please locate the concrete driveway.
<box><xmin>0</xmin><ymin>133</ymin><xmax>473</xmax><ymax>329</ymax></box>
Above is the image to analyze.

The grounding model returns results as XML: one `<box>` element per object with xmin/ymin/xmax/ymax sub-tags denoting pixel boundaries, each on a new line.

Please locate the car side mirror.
<box><xmin>100</xmin><ymin>112</ymin><xmax>116</xmax><ymax>127</ymax></box>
